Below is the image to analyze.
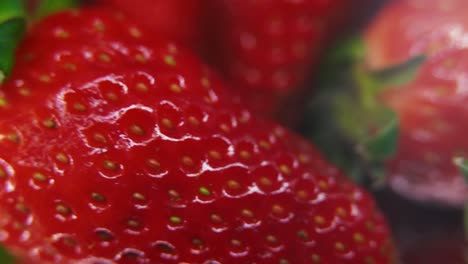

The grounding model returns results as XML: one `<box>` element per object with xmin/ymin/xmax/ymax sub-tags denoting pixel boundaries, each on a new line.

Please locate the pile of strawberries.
<box><xmin>0</xmin><ymin>0</ymin><xmax>466</xmax><ymax>263</ymax></box>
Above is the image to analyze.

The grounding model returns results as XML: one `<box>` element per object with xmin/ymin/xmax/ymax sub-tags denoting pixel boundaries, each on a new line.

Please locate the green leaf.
<box><xmin>35</xmin><ymin>0</ymin><xmax>78</xmax><ymax>19</ymax></box>
<box><xmin>370</xmin><ymin>55</ymin><xmax>426</xmax><ymax>87</ymax></box>
<box><xmin>0</xmin><ymin>0</ymin><xmax>26</xmax><ymax>24</ymax></box>
<box><xmin>454</xmin><ymin>157</ymin><xmax>468</xmax><ymax>184</ymax></box>
<box><xmin>364</xmin><ymin>112</ymin><xmax>399</xmax><ymax>160</ymax></box>
<box><xmin>0</xmin><ymin>245</ymin><xmax>14</xmax><ymax>264</ymax></box>
<box><xmin>0</xmin><ymin>18</ymin><xmax>26</xmax><ymax>83</ymax></box>
<box><xmin>326</xmin><ymin>37</ymin><xmax>366</xmax><ymax>66</ymax></box>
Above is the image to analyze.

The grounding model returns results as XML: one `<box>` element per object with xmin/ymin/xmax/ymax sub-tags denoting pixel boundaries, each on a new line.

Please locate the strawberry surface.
<box><xmin>96</xmin><ymin>0</ymin><xmax>204</xmax><ymax>50</ymax></box>
<box><xmin>0</xmin><ymin>8</ymin><xmax>395</xmax><ymax>264</ymax></box>
<box><xmin>382</xmin><ymin>48</ymin><xmax>468</xmax><ymax>205</ymax></box>
<box><xmin>206</xmin><ymin>0</ymin><xmax>356</xmax><ymax>121</ymax></box>
<box><xmin>365</xmin><ymin>0</ymin><xmax>468</xmax><ymax>69</ymax></box>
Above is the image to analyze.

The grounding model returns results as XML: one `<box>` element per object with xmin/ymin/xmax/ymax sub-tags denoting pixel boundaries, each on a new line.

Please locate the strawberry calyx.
<box><xmin>0</xmin><ymin>0</ymin><xmax>78</xmax><ymax>84</ymax></box>
<box><xmin>34</xmin><ymin>0</ymin><xmax>78</xmax><ymax>19</ymax></box>
<box><xmin>306</xmin><ymin>38</ymin><xmax>425</xmax><ymax>186</ymax></box>
<box><xmin>0</xmin><ymin>246</ymin><xmax>14</xmax><ymax>264</ymax></box>
<box><xmin>0</xmin><ymin>0</ymin><xmax>26</xmax><ymax>84</ymax></box>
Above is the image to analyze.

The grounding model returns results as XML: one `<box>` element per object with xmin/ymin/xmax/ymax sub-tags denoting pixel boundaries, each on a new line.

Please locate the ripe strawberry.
<box><xmin>365</xmin><ymin>0</ymin><xmax>468</xmax><ymax>70</ymax></box>
<box><xmin>0</xmin><ymin>7</ymin><xmax>395</xmax><ymax>264</ymax></box>
<box><xmin>96</xmin><ymin>0</ymin><xmax>204</xmax><ymax>50</ymax></box>
<box><xmin>307</xmin><ymin>0</ymin><xmax>468</xmax><ymax>207</ymax></box>
<box><xmin>206</xmin><ymin>0</ymin><xmax>363</xmax><ymax>122</ymax></box>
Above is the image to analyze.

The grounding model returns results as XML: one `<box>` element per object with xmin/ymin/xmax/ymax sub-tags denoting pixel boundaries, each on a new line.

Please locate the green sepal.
<box><xmin>0</xmin><ymin>1</ymin><xmax>26</xmax><ymax>24</ymax></box>
<box><xmin>366</xmin><ymin>55</ymin><xmax>426</xmax><ymax>88</ymax></box>
<box><xmin>363</xmin><ymin>112</ymin><xmax>399</xmax><ymax>160</ymax></box>
<box><xmin>0</xmin><ymin>245</ymin><xmax>14</xmax><ymax>264</ymax></box>
<box><xmin>453</xmin><ymin>157</ymin><xmax>468</xmax><ymax>184</ymax></box>
<box><xmin>0</xmin><ymin>18</ymin><xmax>26</xmax><ymax>84</ymax></box>
<box><xmin>35</xmin><ymin>0</ymin><xmax>78</xmax><ymax>19</ymax></box>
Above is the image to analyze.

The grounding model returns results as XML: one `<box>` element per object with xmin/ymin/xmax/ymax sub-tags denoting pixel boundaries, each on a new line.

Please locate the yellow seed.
<box><xmin>230</xmin><ymin>239</ymin><xmax>242</xmax><ymax>247</ymax></box>
<box><xmin>265</xmin><ymin>235</ymin><xmax>278</xmax><ymax>244</ymax></box>
<box><xmin>15</xmin><ymin>203</ymin><xmax>30</xmax><ymax>213</ymax></box>
<box><xmin>311</xmin><ymin>254</ymin><xmax>321</xmax><ymax>263</ymax></box>
<box><xmin>241</xmin><ymin>209</ymin><xmax>254</xmax><ymax>218</ymax></box>
<box><xmin>188</xmin><ymin>116</ymin><xmax>200</xmax><ymax>126</ymax></box>
<box><xmin>279</xmin><ymin>165</ymin><xmax>291</xmax><ymax>175</ymax></box>
<box><xmin>199</xmin><ymin>187</ymin><xmax>211</xmax><ymax>196</ymax></box>
<box><xmin>136</xmin><ymin>82</ymin><xmax>148</xmax><ymax>92</ymax></box>
<box><xmin>99</xmin><ymin>53</ymin><xmax>111</xmax><ymax>63</ymax></box>
<box><xmin>297</xmin><ymin>230</ymin><xmax>309</xmax><ymax>240</ymax></box>
<box><xmin>259</xmin><ymin>177</ymin><xmax>272</xmax><ymax>186</ymax></box>
<box><xmin>56</xmin><ymin>204</ymin><xmax>71</xmax><ymax>215</ymax></box>
<box><xmin>33</xmin><ymin>172</ymin><xmax>47</xmax><ymax>182</ymax></box>
<box><xmin>73</xmin><ymin>103</ymin><xmax>87</xmax><ymax>112</ymax></box>
<box><xmin>91</xmin><ymin>192</ymin><xmax>106</xmax><ymax>202</ymax></box>
<box><xmin>259</xmin><ymin>140</ymin><xmax>271</xmax><ymax>150</ymax></box>
<box><xmin>127</xmin><ymin>219</ymin><xmax>141</xmax><ymax>228</ymax></box>
<box><xmin>239</xmin><ymin>150</ymin><xmax>251</xmax><ymax>160</ymax></box>
<box><xmin>210</xmin><ymin>214</ymin><xmax>223</xmax><ymax>223</ymax></box>
<box><xmin>19</xmin><ymin>88</ymin><xmax>31</xmax><ymax>96</ymax></box>
<box><xmin>169</xmin><ymin>216</ymin><xmax>182</xmax><ymax>224</ymax></box>
<box><xmin>353</xmin><ymin>233</ymin><xmax>365</xmax><ymax>243</ymax></box>
<box><xmin>146</xmin><ymin>159</ymin><xmax>161</xmax><ymax>170</ymax></box>
<box><xmin>106</xmin><ymin>92</ymin><xmax>118</xmax><ymax>101</ymax></box>
<box><xmin>160</xmin><ymin>118</ymin><xmax>174</xmax><ymax>130</ymax></box>
<box><xmin>209</xmin><ymin>150</ymin><xmax>222</xmax><ymax>160</ymax></box>
<box><xmin>56</xmin><ymin>153</ymin><xmax>69</xmax><ymax>164</ymax></box>
<box><xmin>314</xmin><ymin>215</ymin><xmax>325</xmax><ymax>225</ymax></box>
<box><xmin>0</xmin><ymin>168</ymin><xmax>6</xmax><ymax>178</ymax></box>
<box><xmin>170</xmin><ymin>84</ymin><xmax>182</xmax><ymax>93</ymax></box>
<box><xmin>7</xmin><ymin>133</ymin><xmax>20</xmax><ymax>143</ymax></box>
<box><xmin>318</xmin><ymin>180</ymin><xmax>328</xmax><ymax>190</ymax></box>
<box><xmin>182</xmin><ymin>156</ymin><xmax>194</xmax><ymax>167</ymax></box>
<box><xmin>135</xmin><ymin>54</ymin><xmax>146</xmax><ymax>63</ymax></box>
<box><xmin>129</xmin><ymin>125</ymin><xmax>144</xmax><ymax>135</ymax></box>
<box><xmin>168</xmin><ymin>189</ymin><xmax>181</xmax><ymax>200</ymax></box>
<box><xmin>42</xmin><ymin>119</ymin><xmax>57</xmax><ymax>129</ymax></box>
<box><xmin>164</xmin><ymin>55</ymin><xmax>176</xmax><ymax>66</ymax></box>
<box><xmin>132</xmin><ymin>192</ymin><xmax>146</xmax><ymax>201</ymax></box>
<box><xmin>94</xmin><ymin>21</ymin><xmax>105</xmax><ymax>32</ymax></box>
<box><xmin>103</xmin><ymin>160</ymin><xmax>118</xmax><ymax>170</ymax></box>
<box><xmin>201</xmin><ymin>78</ymin><xmax>210</xmax><ymax>88</ymax></box>
<box><xmin>272</xmin><ymin>204</ymin><xmax>285</xmax><ymax>215</ymax></box>
<box><xmin>296</xmin><ymin>190</ymin><xmax>308</xmax><ymax>200</ymax></box>
<box><xmin>335</xmin><ymin>242</ymin><xmax>345</xmax><ymax>251</ymax></box>
<box><xmin>227</xmin><ymin>180</ymin><xmax>241</xmax><ymax>190</ymax></box>
<box><xmin>129</xmin><ymin>27</ymin><xmax>142</xmax><ymax>38</ymax></box>
<box><xmin>39</xmin><ymin>75</ymin><xmax>51</xmax><ymax>83</ymax></box>
<box><xmin>336</xmin><ymin>207</ymin><xmax>347</xmax><ymax>217</ymax></box>
<box><xmin>93</xmin><ymin>133</ymin><xmax>107</xmax><ymax>143</ymax></box>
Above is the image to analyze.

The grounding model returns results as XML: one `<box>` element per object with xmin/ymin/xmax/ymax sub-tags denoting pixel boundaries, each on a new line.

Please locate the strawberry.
<box><xmin>205</xmin><ymin>0</ymin><xmax>363</xmax><ymax>123</ymax></box>
<box><xmin>0</xmin><ymin>7</ymin><xmax>396</xmax><ymax>264</ymax></box>
<box><xmin>96</xmin><ymin>0</ymin><xmax>204</xmax><ymax>50</ymax></box>
<box><xmin>365</xmin><ymin>0</ymin><xmax>468</xmax><ymax>70</ymax></box>
<box><xmin>307</xmin><ymin>0</ymin><xmax>468</xmax><ymax>207</ymax></box>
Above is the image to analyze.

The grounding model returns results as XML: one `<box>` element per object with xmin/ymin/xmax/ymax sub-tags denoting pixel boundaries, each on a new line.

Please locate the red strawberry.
<box><xmin>365</xmin><ymin>0</ymin><xmax>468</xmax><ymax>70</ymax></box>
<box><xmin>96</xmin><ymin>0</ymin><xmax>204</xmax><ymax>50</ymax></box>
<box><xmin>206</xmin><ymin>0</ymin><xmax>361</xmax><ymax>122</ymax></box>
<box><xmin>307</xmin><ymin>0</ymin><xmax>468</xmax><ymax>207</ymax></box>
<box><xmin>0</xmin><ymin>7</ymin><xmax>395</xmax><ymax>264</ymax></box>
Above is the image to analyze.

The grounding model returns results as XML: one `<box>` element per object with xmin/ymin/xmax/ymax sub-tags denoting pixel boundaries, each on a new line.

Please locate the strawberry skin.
<box><xmin>206</xmin><ymin>0</ymin><xmax>355</xmax><ymax>120</ymax></box>
<box><xmin>365</xmin><ymin>0</ymin><xmax>468</xmax><ymax>69</ymax></box>
<box><xmin>97</xmin><ymin>0</ymin><xmax>204</xmax><ymax>50</ymax></box>
<box><xmin>0</xmin><ymin>8</ymin><xmax>395</xmax><ymax>264</ymax></box>
<box><xmin>382</xmin><ymin>48</ymin><xmax>468</xmax><ymax>206</ymax></box>
<box><xmin>363</xmin><ymin>0</ymin><xmax>468</xmax><ymax>206</ymax></box>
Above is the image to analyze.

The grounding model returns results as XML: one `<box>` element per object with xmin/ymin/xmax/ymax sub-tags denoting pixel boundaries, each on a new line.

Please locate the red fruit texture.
<box><xmin>0</xmin><ymin>7</ymin><xmax>395</xmax><ymax>264</ymax></box>
<box><xmin>365</xmin><ymin>0</ymin><xmax>468</xmax><ymax>70</ymax></box>
<box><xmin>364</xmin><ymin>0</ymin><xmax>468</xmax><ymax>206</ymax></box>
<box><xmin>206</xmin><ymin>0</ymin><xmax>357</xmax><ymax>121</ymax></box>
<box><xmin>97</xmin><ymin>0</ymin><xmax>204</xmax><ymax>50</ymax></box>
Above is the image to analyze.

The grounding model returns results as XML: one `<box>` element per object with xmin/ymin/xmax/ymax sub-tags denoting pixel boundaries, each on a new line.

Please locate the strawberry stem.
<box><xmin>0</xmin><ymin>0</ymin><xmax>26</xmax><ymax>84</ymax></box>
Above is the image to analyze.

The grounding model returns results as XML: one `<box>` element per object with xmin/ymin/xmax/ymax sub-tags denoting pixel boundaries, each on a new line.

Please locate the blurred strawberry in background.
<box><xmin>307</xmin><ymin>0</ymin><xmax>468</xmax><ymax>207</ymax></box>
